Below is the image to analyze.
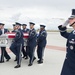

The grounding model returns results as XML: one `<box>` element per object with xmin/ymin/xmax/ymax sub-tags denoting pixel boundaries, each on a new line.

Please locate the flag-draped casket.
<box><xmin>0</xmin><ymin>33</ymin><xmax>29</xmax><ymax>47</ymax></box>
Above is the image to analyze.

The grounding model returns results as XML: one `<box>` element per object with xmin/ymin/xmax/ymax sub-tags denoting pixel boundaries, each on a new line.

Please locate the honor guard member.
<box><xmin>10</xmin><ymin>22</ymin><xmax>24</xmax><ymax>68</ymax></box>
<box><xmin>12</xmin><ymin>24</ymin><xmax>17</xmax><ymax>61</ymax></box>
<box><xmin>58</xmin><ymin>9</ymin><xmax>75</xmax><ymax>75</ymax></box>
<box><xmin>12</xmin><ymin>24</ymin><xmax>17</xmax><ymax>32</ymax></box>
<box><xmin>37</xmin><ymin>25</ymin><xmax>47</xmax><ymax>64</ymax></box>
<box><xmin>0</xmin><ymin>23</ymin><xmax>11</xmax><ymax>63</ymax></box>
<box><xmin>27</xmin><ymin>22</ymin><xmax>37</xmax><ymax>66</ymax></box>
<box><xmin>22</xmin><ymin>24</ymin><xmax>29</xmax><ymax>33</ymax></box>
<box><xmin>22</xmin><ymin>24</ymin><xmax>29</xmax><ymax>59</ymax></box>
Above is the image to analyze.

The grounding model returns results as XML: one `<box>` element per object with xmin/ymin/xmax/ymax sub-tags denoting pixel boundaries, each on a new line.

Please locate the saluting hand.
<box><xmin>62</xmin><ymin>19</ymin><xmax>69</xmax><ymax>27</ymax></box>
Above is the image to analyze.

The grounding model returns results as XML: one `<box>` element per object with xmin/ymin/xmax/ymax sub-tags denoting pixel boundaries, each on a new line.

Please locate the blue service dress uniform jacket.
<box><xmin>10</xmin><ymin>29</ymin><xmax>24</xmax><ymax>65</ymax></box>
<box><xmin>37</xmin><ymin>29</ymin><xmax>47</xmax><ymax>61</ymax></box>
<box><xmin>27</xmin><ymin>29</ymin><xmax>37</xmax><ymax>47</ymax></box>
<box><xmin>0</xmin><ymin>29</ymin><xmax>11</xmax><ymax>62</ymax></box>
<box><xmin>58</xmin><ymin>25</ymin><xmax>75</xmax><ymax>75</ymax></box>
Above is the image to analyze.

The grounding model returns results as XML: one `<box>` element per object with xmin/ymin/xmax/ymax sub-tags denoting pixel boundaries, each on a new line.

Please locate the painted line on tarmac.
<box><xmin>46</xmin><ymin>45</ymin><xmax>66</xmax><ymax>51</ymax></box>
<box><xmin>0</xmin><ymin>45</ymin><xmax>66</xmax><ymax>54</ymax></box>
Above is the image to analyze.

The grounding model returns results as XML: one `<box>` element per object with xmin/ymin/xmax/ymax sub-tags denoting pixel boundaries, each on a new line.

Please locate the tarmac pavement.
<box><xmin>0</xmin><ymin>32</ymin><xmax>67</xmax><ymax>75</ymax></box>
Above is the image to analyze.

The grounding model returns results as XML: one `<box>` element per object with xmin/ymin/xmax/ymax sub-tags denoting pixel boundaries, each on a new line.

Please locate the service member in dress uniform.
<box><xmin>58</xmin><ymin>9</ymin><xmax>75</xmax><ymax>75</ymax></box>
<box><xmin>22</xmin><ymin>24</ymin><xmax>29</xmax><ymax>59</ymax></box>
<box><xmin>27</xmin><ymin>22</ymin><xmax>37</xmax><ymax>66</ymax></box>
<box><xmin>12</xmin><ymin>24</ymin><xmax>18</xmax><ymax>61</ymax></box>
<box><xmin>0</xmin><ymin>23</ymin><xmax>11</xmax><ymax>63</ymax></box>
<box><xmin>10</xmin><ymin>22</ymin><xmax>24</xmax><ymax>68</ymax></box>
<box><xmin>22</xmin><ymin>24</ymin><xmax>29</xmax><ymax>33</ymax></box>
<box><xmin>37</xmin><ymin>25</ymin><xmax>47</xmax><ymax>64</ymax></box>
<box><xmin>12</xmin><ymin>24</ymin><xmax>17</xmax><ymax>32</ymax></box>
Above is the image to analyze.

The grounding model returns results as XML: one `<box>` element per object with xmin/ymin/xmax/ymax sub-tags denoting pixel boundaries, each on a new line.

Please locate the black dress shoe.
<box><xmin>33</xmin><ymin>57</ymin><xmax>36</xmax><ymax>62</ymax></box>
<box><xmin>0</xmin><ymin>61</ymin><xmax>4</xmax><ymax>63</ymax></box>
<box><xmin>38</xmin><ymin>60</ymin><xmax>43</xmax><ymax>64</ymax></box>
<box><xmin>25</xmin><ymin>56</ymin><xmax>28</xmax><ymax>60</ymax></box>
<box><xmin>14</xmin><ymin>65</ymin><xmax>21</xmax><ymax>68</ymax></box>
<box><xmin>37</xmin><ymin>60</ymin><xmax>40</xmax><ymax>63</ymax></box>
<box><xmin>28</xmin><ymin>63</ymin><xmax>33</xmax><ymax>66</ymax></box>
<box><xmin>6</xmin><ymin>58</ymin><xmax>11</xmax><ymax>62</ymax></box>
<box><xmin>14</xmin><ymin>58</ymin><xmax>17</xmax><ymax>61</ymax></box>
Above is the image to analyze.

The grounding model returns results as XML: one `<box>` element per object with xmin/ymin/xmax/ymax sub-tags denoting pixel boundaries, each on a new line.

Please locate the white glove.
<box><xmin>62</xmin><ymin>19</ymin><xmax>69</xmax><ymax>27</ymax></box>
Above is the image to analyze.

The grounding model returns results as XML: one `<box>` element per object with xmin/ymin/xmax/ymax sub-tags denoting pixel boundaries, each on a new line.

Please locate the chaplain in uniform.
<box><xmin>27</xmin><ymin>22</ymin><xmax>37</xmax><ymax>66</ymax></box>
<box><xmin>0</xmin><ymin>23</ymin><xmax>11</xmax><ymax>63</ymax></box>
<box><xmin>37</xmin><ymin>25</ymin><xmax>47</xmax><ymax>64</ymax></box>
<box><xmin>10</xmin><ymin>22</ymin><xmax>24</xmax><ymax>68</ymax></box>
<box><xmin>58</xmin><ymin>9</ymin><xmax>75</xmax><ymax>75</ymax></box>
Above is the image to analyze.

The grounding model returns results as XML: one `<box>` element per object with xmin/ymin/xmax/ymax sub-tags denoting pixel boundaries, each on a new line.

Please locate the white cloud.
<box><xmin>0</xmin><ymin>0</ymin><xmax>75</xmax><ymax>30</ymax></box>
